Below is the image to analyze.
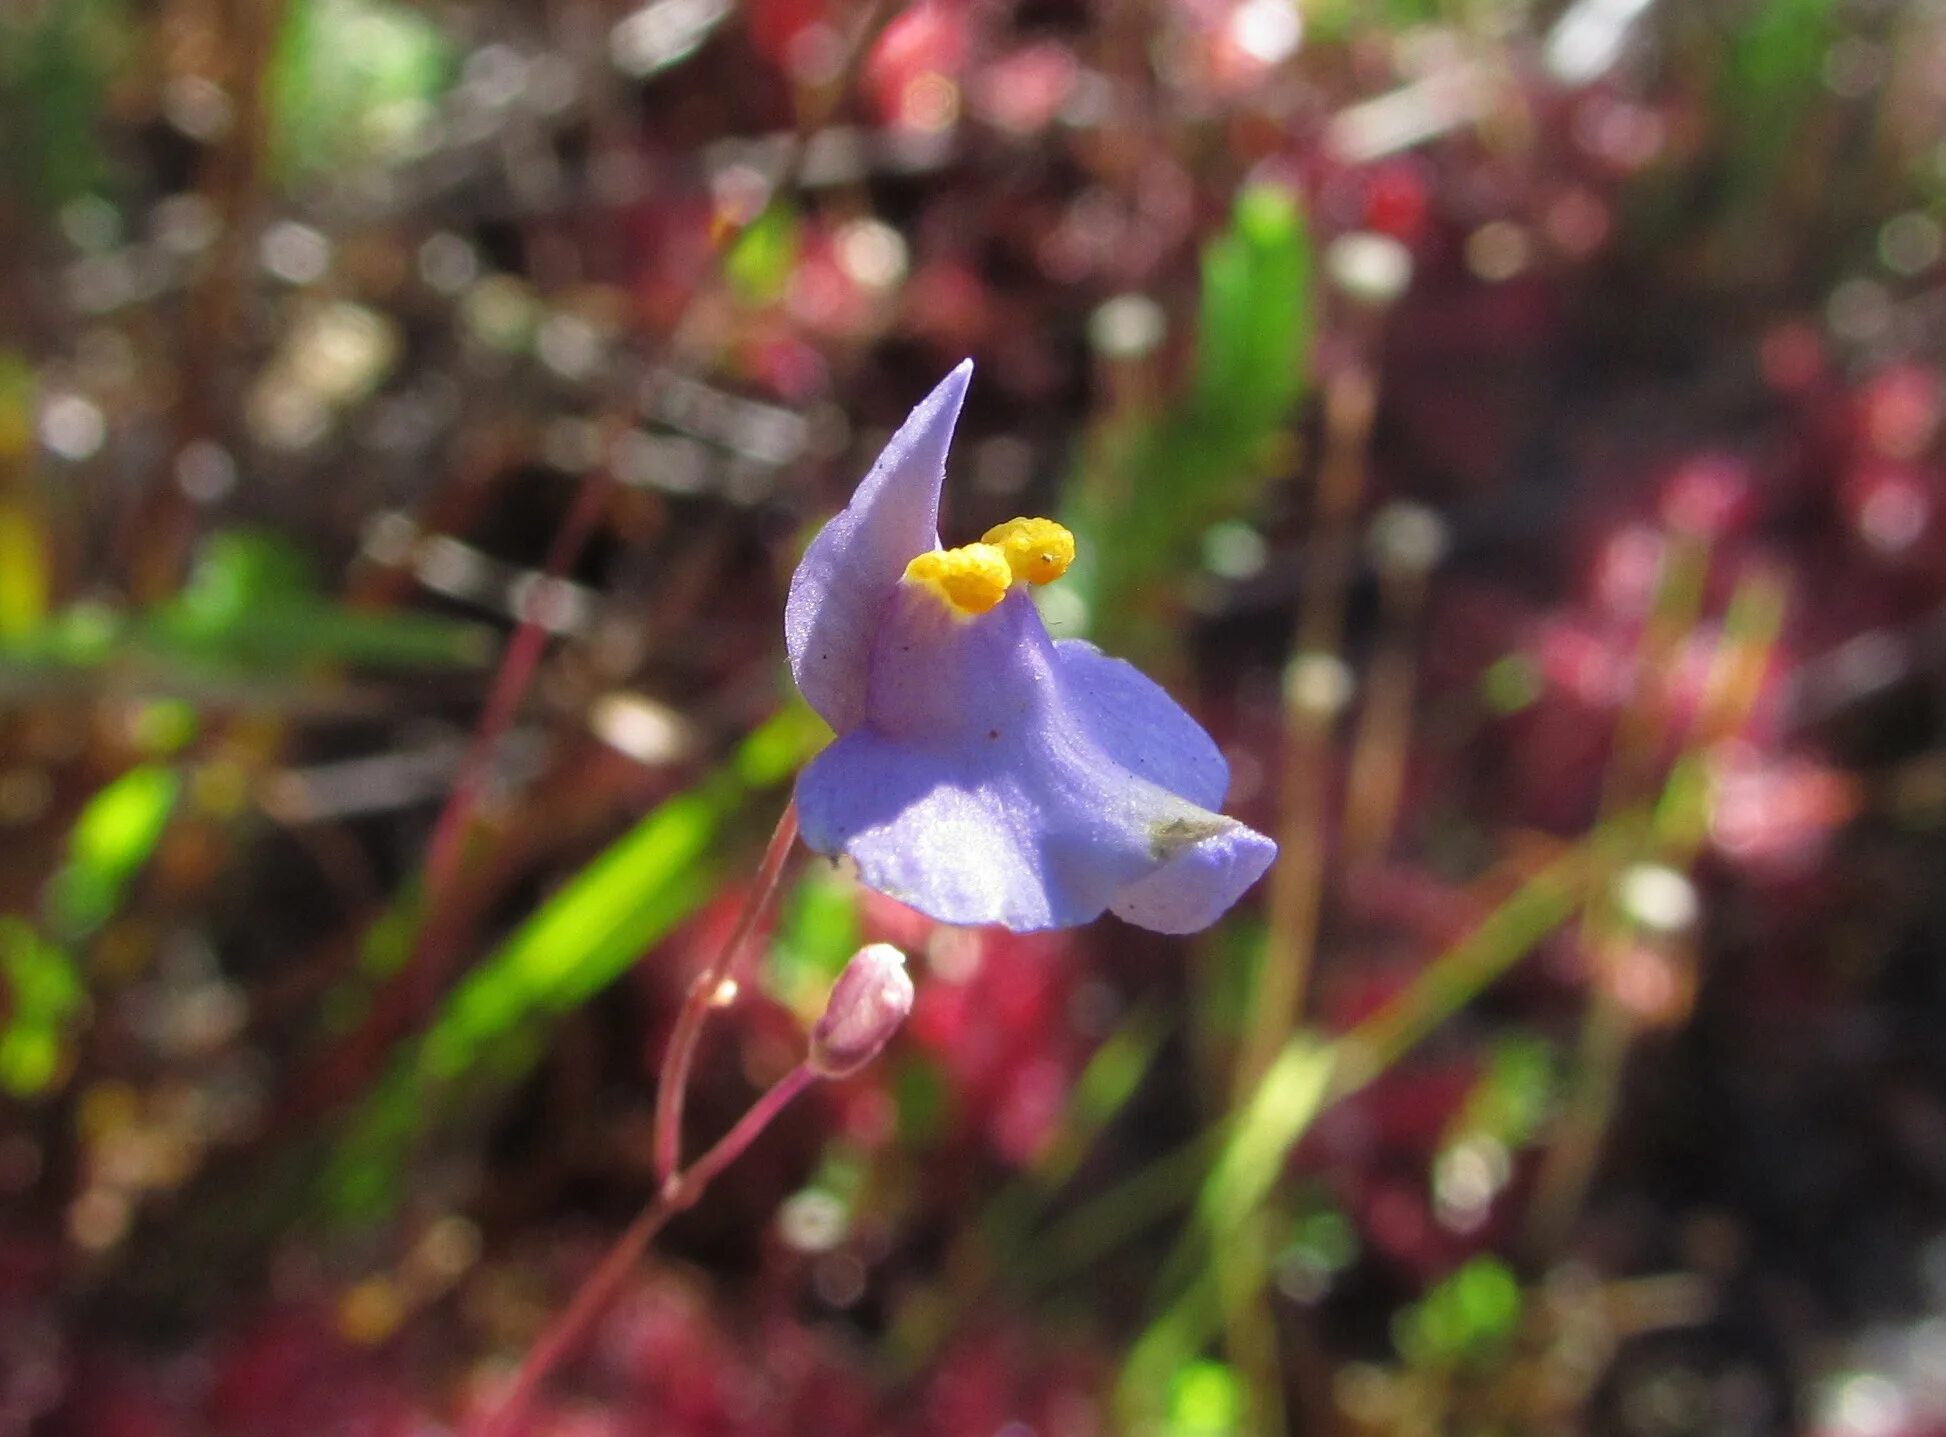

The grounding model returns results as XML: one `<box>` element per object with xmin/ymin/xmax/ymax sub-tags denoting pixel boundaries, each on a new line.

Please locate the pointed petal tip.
<box><xmin>927</xmin><ymin>358</ymin><xmax>974</xmax><ymax>413</ymax></box>
<box><xmin>881</xmin><ymin>360</ymin><xmax>972</xmax><ymax>467</ymax></box>
<box><xmin>784</xmin><ymin>360</ymin><xmax>975</xmax><ymax>733</ymax></box>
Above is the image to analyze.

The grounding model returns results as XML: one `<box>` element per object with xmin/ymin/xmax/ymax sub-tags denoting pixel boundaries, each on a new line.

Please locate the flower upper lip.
<box><xmin>784</xmin><ymin>359</ymin><xmax>972</xmax><ymax>736</ymax></box>
<box><xmin>785</xmin><ymin>361</ymin><xmax>1277</xmax><ymax>934</ymax></box>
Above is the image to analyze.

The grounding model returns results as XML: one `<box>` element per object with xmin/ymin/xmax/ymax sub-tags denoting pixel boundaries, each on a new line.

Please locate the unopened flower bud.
<box><xmin>809</xmin><ymin>943</ymin><xmax>914</xmax><ymax>1078</ymax></box>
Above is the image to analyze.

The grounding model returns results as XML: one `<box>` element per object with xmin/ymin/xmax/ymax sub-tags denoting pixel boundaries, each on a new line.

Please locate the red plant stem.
<box><xmin>421</xmin><ymin>463</ymin><xmax>619</xmax><ymax>906</ymax></box>
<box><xmin>670</xmin><ymin>1060</ymin><xmax>817</xmax><ymax>1199</ymax></box>
<box><xmin>472</xmin><ymin>1062</ymin><xmax>818</xmax><ymax>1437</ymax></box>
<box><xmin>652</xmin><ymin>800</ymin><xmax>801</xmax><ymax>1183</ymax></box>
<box><xmin>266</xmin><ymin>459</ymin><xmax>621</xmax><ymax>1129</ymax></box>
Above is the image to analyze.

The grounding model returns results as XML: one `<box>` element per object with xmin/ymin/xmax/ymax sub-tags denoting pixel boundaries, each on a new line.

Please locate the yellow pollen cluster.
<box><xmin>904</xmin><ymin>543</ymin><xmax>1014</xmax><ymax>615</ymax></box>
<box><xmin>901</xmin><ymin>517</ymin><xmax>1076</xmax><ymax>617</ymax></box>
<box><xmin>982</xmin><ymin>517</ymin><xmax>1076</xmax><ymax>585</ymax></box>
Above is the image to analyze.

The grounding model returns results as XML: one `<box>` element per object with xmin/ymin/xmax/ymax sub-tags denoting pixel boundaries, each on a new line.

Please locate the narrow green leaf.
<box><xmin>1277</xmin><ymin>1201</ymin><xmax>1359</xmax><ymax>1280</ymax></box>
<box><xmin>46</xmin><ymin>764</ymin><xmax>181</xmax><ymax>937</ymax></box>
<box><xmin>143</xmin><ymin>529</ymin><xmax>492</xmax><ymax>672</ymax></box>
<box><xmin>0</xmin><ymin>355</ymin><xmax>46</xmax><ymax>639</ymax></box>
<box><xmin>0</xmin><ymin>920</ymin><xmax>86</xmax><ymax>1097</ymax></box>
<box><xmin>70</xmin><ymin>764</ymin><xmax>180</xmax><ymax>876</ymax></box>
<box><xmin>1036</xmin><ymin>1006</ymin><xmax>1169</xmax><ymax>1194</ymax></box>
<box><xmin>421</xmin><ymin>706</ymin><xmax>820</xmax><ymax>1076</ymax></box>
<box><xmin>1329</xmin><ymin>853</ymin><xmax>1587</xmax><ymax>1096</ymax></box>
<box><xmin>1710</xmin><ymin>0</ymin><xmax>1842</xmax><ymax>204</ymax></box>
<box><xmin>1190</xmin><ymin>184</ymin><xmax>1313</xmax><ymax>445</ymax></box>
<box><xmin>972</xmin><ymin>1006</ymin><xmax>1170</xmax><ymax>1277</ymax></box>
<box><xmin>0</xmin><ymin>602</ymin><xmax>122</xmax><ymax>670</ymax></box>
<box><xmin>894</xmin><ymin>1057</ymin><xmax>951</xmax><ymax>1147</ymax></box>
<box><xmin>1065</xmin><ymin>183</ymin><xmax>1314</xmax><ymax>657</ymax></box>
<box><xmin>1198</xmin><ymin>1035</ymin><xmax>1336</xmax><ymax>1238</ymax></box>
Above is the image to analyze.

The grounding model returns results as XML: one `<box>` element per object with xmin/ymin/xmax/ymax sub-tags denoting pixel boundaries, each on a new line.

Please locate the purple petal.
<box><xmin>1108</xmin><ymin>822</ymin><xmax>1279</xmax><ymax>934</ymax></box>
<box><xmin>795</xmin><ymin>585</ymin><xmax>1277</xmax><ymax>933</ymax></box>
<box><xmin>1053</xmin><ymin>640</ymin><xmax>1229</xmax><ymax>809</ymax></box>
<box><xmin>784</xmin><ymin>361</ymin><xmax>973</xmax><ymax>732</ymax></box>
<box><xmin>798</xmin><ymin>729</ymin><xmax>1060</xmax><ymax>929</ymax></box>
<box><xmin>862</xmin><ymin>585</ymin><xmax>1056</xmax><ymax>746</ymax></box>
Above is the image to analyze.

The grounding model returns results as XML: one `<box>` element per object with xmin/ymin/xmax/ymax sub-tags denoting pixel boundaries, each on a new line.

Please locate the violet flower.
<box><xmin>785</xmin><ymin>361</ymin><xmax>1277</xmax><ymax>933</ymax></box>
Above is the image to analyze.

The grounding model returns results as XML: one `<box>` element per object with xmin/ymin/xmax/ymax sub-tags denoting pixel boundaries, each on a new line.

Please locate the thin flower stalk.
<box><xmin>1522</xmin><ymin>533</ymin><xmax>1710</xmax><ymax>1256</ymax></box>
<box><xmin>478</xmin><ymin>934</ymin><xmax>912</xmax><ymax>1434</ymax></box>
<box><xmin>1343</xmin><ymin>506</ymin><xmax>1444</xmax><ymax>863</ymax></box>
<box><xmin>653</xmin><ymin>798</ymin><xmax>800</xmax><ymax>1183</ymax></box>
<box><xmin>472</xmin><ymin>1061</ymin><xmax>819</xmax><ymax>1437</ymax></box>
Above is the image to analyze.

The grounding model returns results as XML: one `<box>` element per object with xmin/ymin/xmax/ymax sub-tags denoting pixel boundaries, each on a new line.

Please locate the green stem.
<box><xmin>1329</xmin><ymin>851</ymin><xmax>1589</xmax><ymax>1100</ymax></box>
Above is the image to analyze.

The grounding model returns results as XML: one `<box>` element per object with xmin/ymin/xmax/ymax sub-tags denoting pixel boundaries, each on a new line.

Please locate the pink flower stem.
<box><xmin>471</xmin><ymin>1062</ymin><xmax>818</xmax><ymax>1437</ymax></box>
<box><xmin>651</xmin><ymin>799</ymin><xmax>800</xmax><ymax>1184</ymax></box>
<box><xmin>668</xmin><ymin>1061</ymin><xmax>817</xmax><ymax>1202</ymax></box>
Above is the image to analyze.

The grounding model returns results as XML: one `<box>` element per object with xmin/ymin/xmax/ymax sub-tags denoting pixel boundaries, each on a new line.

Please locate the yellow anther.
<box><xmin>981</xmin><ymin>517</ymin><xmax>1075</xmax><ymax>585</ymax></box>
<box><xmin>903</xmin><ymin>543</ymin><xmax>1014</xmax><ymax>615</ymax></box>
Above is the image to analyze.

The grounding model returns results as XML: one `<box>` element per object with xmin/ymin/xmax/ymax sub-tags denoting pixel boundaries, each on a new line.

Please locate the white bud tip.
<box><xmin>808</xmin><ymin>943</ymin><xmax>914</xmax><ymax>1079</ymax></box>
